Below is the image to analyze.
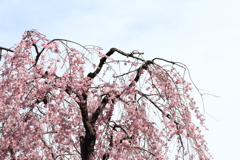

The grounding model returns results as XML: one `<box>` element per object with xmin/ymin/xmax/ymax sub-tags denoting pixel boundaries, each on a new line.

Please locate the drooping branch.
<box><xmin>110</xmin><ymin>121</ymin><xmax>131</xmax><ymax>139</ymax></box>
<box><xmin>137</xmin><ymin>90</ymin><xmax>181</xmax><ymax>125</ymax></box>
<box><xmin>90</xmin><ymin>60</ymin><xmax>152</xmax><ymax>125</ymax></box>
<box><xmin>0</xmin><ymin>30</ymin><xmax>211</xmax><ymax>160</ymax></box>
<box><xmin>132</xmin><ymin>146</ymin><xmax>155</xmax><ymax>157</ymax></box>
<box><xmin>137</xmin><ymin>91</ymin><xmax>187</xmax><ymax>153</ymax></box>
<box><xmin>39</xmin><ymin>136</ymin><xmax>55</xmax><ymax>159</ymax></box>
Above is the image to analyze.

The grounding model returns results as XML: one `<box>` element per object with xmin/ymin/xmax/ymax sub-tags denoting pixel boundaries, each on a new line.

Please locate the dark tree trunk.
<box><xmin>80</xmin><ymin>130</ymin><xmax>96</xmax><ymax>160</ymax></box>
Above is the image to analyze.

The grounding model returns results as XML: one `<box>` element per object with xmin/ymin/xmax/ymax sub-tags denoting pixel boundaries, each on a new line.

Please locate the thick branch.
<box><xmin>8</xmin><ymin>146</ymin><xmax>16</xmax><ymax>160</ymax></box>
<box><xmin>90</xmin><ymin>95</ymin><xmax>109</xmax><ymax>125</ymax></box>
<box><xmin>66</xmin><ymin>87</ymin><xmax>95</xmax><ymax>160</ymax></box>
<box><xmin>32</xmin><ymin>43</ymin><xmax>40</xmax><ymax>55</ymax></box>
<box><xmin>33</xmin><ymin>43</ymin><xmax>50</xmax><ymax>67</ymax></box>
<box><xmin>0</xmin><ymin>46</ymin><xmax>14</xmax><ymax>61</ymax></box>
<box><xmin>32</xmin><ymin>43</ymin><xmax>45</xmax><ymax>67</ymax></box>
<box><xmin>0</xmin><ymin>46</ymin><xmax>14</xmax><ymax>52</ymax></box>
<box><xmin>87</xmin><ymin>48</ymin><xmax>144</xmax><ymax>79</ymax></box>
<box><xmin>87</xmin><ymin>48</ymin><xmax>115</xmax><ymax>79</ymax></box>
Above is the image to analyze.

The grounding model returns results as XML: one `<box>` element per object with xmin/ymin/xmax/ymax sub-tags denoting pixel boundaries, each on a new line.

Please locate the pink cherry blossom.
<box><xmin>0</xmin><ymin>30</ymin><xmax>212</xmax><ymax>160</ymax></box>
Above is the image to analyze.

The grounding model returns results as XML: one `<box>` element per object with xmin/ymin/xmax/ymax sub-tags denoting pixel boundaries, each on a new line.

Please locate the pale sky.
<box><xmin>1</xmin><ymin>0</ymin><xmax>240</xmax><ymax>159</ymax></box>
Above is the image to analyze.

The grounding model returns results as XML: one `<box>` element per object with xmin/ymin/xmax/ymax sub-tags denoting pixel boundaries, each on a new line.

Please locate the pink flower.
<box><xmin>122</xmin><ymin>140</ymin><xmax>129</xmax><ymax>145</ymax></box>
<box><xmin>175</xmin><ymin>78</ymin><xmax>185</xmax><ymax>84</ymax></box>
<box><xmin>94</xmin><ymin>46</ymin><xmax>103</xmax><ymax>50</ymax></box>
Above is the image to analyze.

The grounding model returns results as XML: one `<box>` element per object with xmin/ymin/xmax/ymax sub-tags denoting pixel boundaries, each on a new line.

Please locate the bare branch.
<box><xmin>0</xmin><ymin>46</ymin><xmax>14</xmax><ymax>52</ymax></box>
<box><xmin>110</xmin><ymin>121</ymin><xmax>130</xmax><ymax>138</ymax></box>
<box><xmin>132</xmin><ymin>146</ymin><xmax>155</xmax><ymax>156</ymax></box>
<box><xmin>87</xmin><ymin>48</ymin><xmax>144</xmax><ymax>79</ymax></box>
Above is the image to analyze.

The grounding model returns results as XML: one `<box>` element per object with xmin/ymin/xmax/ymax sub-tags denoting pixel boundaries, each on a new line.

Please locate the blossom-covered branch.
<box><xmin>0</xmin><ymin>30</ymin><xmax>211</xmax><ymax>160</ymax></box>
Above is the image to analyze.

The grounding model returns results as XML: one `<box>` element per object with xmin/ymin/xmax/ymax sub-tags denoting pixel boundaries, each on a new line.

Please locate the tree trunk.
<box><xmin>80</xmin><ymin>131</ymin><xmax>96</xmax><ymax>160</ymax></box>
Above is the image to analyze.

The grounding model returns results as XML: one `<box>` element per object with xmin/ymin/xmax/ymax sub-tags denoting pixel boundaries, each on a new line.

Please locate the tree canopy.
<box><xmin>0</xmin><ymin>30</ymin><xmax>211</xmax><ymax>160</ymax></box>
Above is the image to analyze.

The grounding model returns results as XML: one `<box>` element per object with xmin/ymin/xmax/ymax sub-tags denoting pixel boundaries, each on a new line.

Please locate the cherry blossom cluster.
<box><xmin>0</xmin><ymin>30</ymin><xmax>211</xmax><ymax>159</ymax></box>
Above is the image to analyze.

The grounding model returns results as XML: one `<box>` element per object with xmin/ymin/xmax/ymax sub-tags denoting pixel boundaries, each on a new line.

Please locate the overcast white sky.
<box><xmin>1</xmin><ymin>0</ymin><xmax>240</xmax><ymax>159</ymax></box>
